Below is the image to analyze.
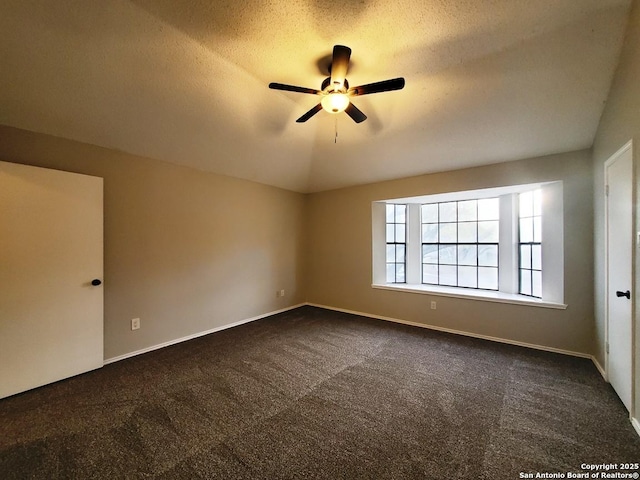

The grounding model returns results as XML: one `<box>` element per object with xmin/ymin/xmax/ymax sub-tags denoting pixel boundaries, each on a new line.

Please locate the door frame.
<box><xmin>604</xmin><ymin>139</ymin><xmax>635</xmax><ymax>417</ymax></box>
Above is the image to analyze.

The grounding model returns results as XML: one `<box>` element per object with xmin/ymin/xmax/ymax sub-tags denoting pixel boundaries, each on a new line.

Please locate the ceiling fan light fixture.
<box><xmin>268</xmin><ymin>44</ymin><xmax>405</xmax><ymax>123</ymax></box>
<box><xmin>321</xmin><ymin>92</ymin><xmax>350</xmax><ymax>113</ymax></box>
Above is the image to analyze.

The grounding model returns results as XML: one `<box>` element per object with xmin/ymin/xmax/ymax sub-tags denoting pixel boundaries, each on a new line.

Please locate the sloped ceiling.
<box><xmin>0</xmin><ymin>0</ymin><xmax>631</xmax><ymax>192</ymax></box>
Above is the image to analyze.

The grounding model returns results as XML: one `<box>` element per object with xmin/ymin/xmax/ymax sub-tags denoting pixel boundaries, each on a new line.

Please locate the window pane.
<box><xmin>533</xmin><ymin>216</ymin><xmax>542</xmax><ymax>243</ymax></box>
<box><xmin>395</xmin><ymin>204</ymin><xmax>406</xmax><ymax>223</ymax></box>
<box><xmin>458</xmin><ymin>200</ymin><xmax>477</xmax><ymax>222</ymax></box>
<box><xmin>532</xmin><ymin>270</ymin><xmax>542</xmax><ymax>297</ymax></box>
<box><xmin>395</xmin><ymin>224</ymin><xmax>405</xmax><ymax>243</ymax></box>
<box><xmin>458</xmin><ymin>245</ymin><xmax>477</xmax><ymax>266</ymax></box>
<box><xmin>422</xmin><ymin>223</ymin><xmax>438</xmax><ymax>243</ymax></box>
<box><xmin>519</xmin><ymin>191</ymin><xmax>533</xmax><ymax>217</ymax></box>
<box><xmin>422</xmin><ymin>204</ymin><xmax>438</xmax><ymax>223</ymax></box>
<box><xmin>520</xmin><ymin>245</ymin><xmax>531</xmax><ymax>269</ymax></box>
<box><xmin>533</xmin><ymin>189</ymin><xmax>542</xmax><ymax>216</ymax></box>
<box><xmin>386</xmin><ymin>245</ymin><xmax>396</xmax><ymax>263</ymax></box>
<box><xmin>439</xmin><ymin>245</ymin><xmax>457</xmax><ymax>265</ymax></box>
<box><xmin>386</xmin><ymin>204</ymin><xmax>395</xmax><ymax>223</ymax></box>
<box><xmin>439</xmin><ymin>265</ymin><xmax>457</xmax><ymax>286</ymax></box>
<box><xmin>518</xmin><ymin>190</ymin><xmax>542</xmax><ymax>298</ymax></box>
<box><xmin>458</xmin><ymin>222</ymin><xmax>477</xmax><ymax>242</ymax></box>
<box><xmin>520</xmin><ymin>270</ymin><xmax>531</xmax><ymax>295</ymax></box>
<box><xmin>386</xmin><ymin>224</ymin><xmax>394</xmax><ymax>242</ymax></box>
<box><xmin>478</xmin><ymin>267</ymin><xmax>498</xmax><ymax>290</ymax></box>
<box><xmin>458</xmin><ymin>266</ymin><xmax>477</xmax><ymax>288</ymax></box>
<box><xmin>386</xmin><ymin>264</ymin><xmax>396</xmax><ymax>283</ymax></box>
<box><xmin>532</xmin><ymin>244</ymin><xmax>542</xmax><ymax>270</ymax></box>
<box><xmin>478</xmin><ymin>198</ymin><xmax>499</xmax><ymax>220</ymax></box>
<box><xmin>396</xmin><ymin>244</ymin><xmax>406</xmax><ymax>263</ymax></box>
<box><xmin>519</xmin><ymin>218</ymin><xmax>533</xmax><ymax>243</ymax></box>
<box><xmin>478</xmin><ymin>244</ymin><xmax>498</xmax><ymax>267</ymax></box>
<box><xmin>396</xmin><ymin>263</ymin><xmax>405</xmax><ymax>283</ymax></box>
<box><xmin>439</xmin><ymin>223</ymin><xmax>457</xmax><ymax>243</ymax></box>
<box><xmin>439</xmin><ymin>202</ymin><xmax>457</xmax><ymax>222</ymax></box>
<box><xmin>423</xmin><ymin>264</ymin><xmax>438</xmax><ymax>284</ymax></box>
<box><xmin>422</xmin><ymin>244</ymin><xmax>438</xmax><ymax>264</ymax></box>
<box><xmin>418</xmin><ymin>196</ymin><xmax>503</xmax><ymax>291</ymax></box>
<box><xmin>478</xmin><ymin>221</ymin><xmax>499</xmax><ymax>242</ymax></box>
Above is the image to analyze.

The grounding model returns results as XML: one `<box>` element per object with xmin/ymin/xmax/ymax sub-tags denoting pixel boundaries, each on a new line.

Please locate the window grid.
<box><xmin>421</xmin><ymin>199</ymin><xmax>499</xmax><ymax>291</ymax></box>
<box><xmin>518</xmin><ymin>190</ymin><xmax>542</xmax><ymax>298</ymax></box>
<box><xmin>386</xmin><ymin>204</ymin><xmax>406</xmax><ymax>283</ymax></box>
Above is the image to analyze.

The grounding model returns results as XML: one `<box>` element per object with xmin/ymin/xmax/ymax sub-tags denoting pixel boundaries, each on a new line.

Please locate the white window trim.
<box><xmin>372</xmin><ymin>182</ymin><xmax>566</xmax><ymax>309</ymax></box>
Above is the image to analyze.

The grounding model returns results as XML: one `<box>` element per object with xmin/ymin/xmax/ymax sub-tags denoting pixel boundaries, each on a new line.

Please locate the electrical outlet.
<box><xmin>280</xmin><ymin>289</ymin><xmax>285</xmax><ymax>297</ymax></box>
<box><xmin>430</xmin><ymin>301</ymin><xmax>437</xmax><ymax>310</ymax></box>
<box><xmin>131</xmin><ymin>318</ymin><xmax>140</xmax><ymax>330</ymax></box>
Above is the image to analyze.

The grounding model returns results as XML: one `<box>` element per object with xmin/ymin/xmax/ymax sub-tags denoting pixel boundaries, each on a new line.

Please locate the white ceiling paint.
<box><xmin>0</xmin><ymin>0</ymin><xmax>631</xmax><ymax>192</ymax></box>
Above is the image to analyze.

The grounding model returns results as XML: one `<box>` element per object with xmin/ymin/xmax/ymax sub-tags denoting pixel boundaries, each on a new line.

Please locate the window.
<box><xmin>386</xmin><ymin>204</ymin><xmax>406</xmax><ymax>283</ymax></box>
<box><xmin>372</xmin><ymin>182</ymin><xmax>565</xmax><ymax>308</ymax></box>
<box><xmin>421</xmin><ymin>199</ymin><xmax>499</xmax><ymax>290</ymax></box>
<box><xmin>518</xmin><ymin>190</ymin><xmax>542</xmax><ymax>298</ymax></box>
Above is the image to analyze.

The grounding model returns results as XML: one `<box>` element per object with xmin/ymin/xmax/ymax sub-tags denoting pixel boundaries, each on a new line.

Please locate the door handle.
<box><xmin>91</xmin><ymin>279</ymin><xmax>102</xmax><ymax>286</ymax></box>
<box><xmin>616</xmin><ymin>290</ymin><xmax>630</xmax><ymax>299</ymax></box>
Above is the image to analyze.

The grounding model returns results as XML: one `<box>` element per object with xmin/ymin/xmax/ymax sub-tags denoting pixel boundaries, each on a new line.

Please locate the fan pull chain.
<box><xmin>334</xmin><ymin>116</ymin><xmax>338</xmax><ymax>144</ymax></box>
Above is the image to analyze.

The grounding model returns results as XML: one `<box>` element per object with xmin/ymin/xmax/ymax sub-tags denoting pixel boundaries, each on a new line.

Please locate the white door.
<box><xmin>605</xmin><ymin>141</ymin><xmax>633</xmax><ymax>412</ymax></box>
<box><xmin>0</xmin><ymin>160</ymin><xmax>103</xmax><ymax>399</ymax></box>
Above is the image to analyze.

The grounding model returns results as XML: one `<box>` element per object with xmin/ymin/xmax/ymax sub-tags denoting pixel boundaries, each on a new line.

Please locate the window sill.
<box><xmin>371</xmin><ymin>283</ymin><xmax>567</xmax><ymax>310</ymax></box>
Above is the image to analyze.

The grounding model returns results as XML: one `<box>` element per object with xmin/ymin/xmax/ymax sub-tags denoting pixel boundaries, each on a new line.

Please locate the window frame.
<box><xmin>371</xmin><ymin>182</ymin><xmax>566</xmax><ymax>309</ymax></box>
<box><xmin>518</xmin><ymin>190</ymin><xmax>543</xmax><ymax>298</ymax></box>
<box><xmin>420</xmin><ymin>198</ymin><xmax>500</xmax><ymax>291</ymax></box>
<box><xmin>385</xmin><ymin>204</ymin><xmax>407</xmax><ymax>284</ymax></box>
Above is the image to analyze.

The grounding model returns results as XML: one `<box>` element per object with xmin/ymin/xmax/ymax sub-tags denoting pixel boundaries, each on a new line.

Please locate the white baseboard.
<box><xmin>306</xmin><ymin>302</ymin><xmax>593</xmax><ymax>360</ymax></box>
<box><xmin>103</xmin><ymin>300</ymin><xmax>602</xmax><ymax>377</ymax></box>
<box><xmin>591</xmin><ymin>356</ymin><xmax>607</xmax><ymax>381</ymax></box>
<box><xmin>104</xmin><ymin>303</ymin><xmax>305</xmax><ymax>365</ymax></box>
<box><xmin>631</xmin><ymin>417</ymin><xmax>640</xmax><ymax>438</ymax></box>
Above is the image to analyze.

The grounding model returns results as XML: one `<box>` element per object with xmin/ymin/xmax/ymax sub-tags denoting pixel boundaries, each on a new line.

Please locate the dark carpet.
<box><xmin>1</xmin><ymin>306</ymin><xmax>638</xmax><ymax>479</ymax></box>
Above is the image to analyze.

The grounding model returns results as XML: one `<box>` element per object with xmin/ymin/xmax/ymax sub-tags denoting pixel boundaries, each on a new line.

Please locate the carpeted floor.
<box><xmin>1</xmin><ymin>306</ymin><xmax>639</xmax><ymax>479</ymax></box>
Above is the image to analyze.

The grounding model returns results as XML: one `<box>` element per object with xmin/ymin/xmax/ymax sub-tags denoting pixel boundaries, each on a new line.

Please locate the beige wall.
<box><xmin>0</xmin><ymin>125</ymin><xmax>306</xmax><ymax>360</ymax></box>
<box><xmin>0</xmin><ymin>48</ymin><xmax>619</xmax><ymax>367</ymax></box>
<box><xmin>306</xmin><ymin>150</ymin><xmax>594</xmax><ymax>354</ymax></box>
<box><xmin>592</xmin><ymin>0</ymin><xmax>640</xmax><ymax>417</ymax></box>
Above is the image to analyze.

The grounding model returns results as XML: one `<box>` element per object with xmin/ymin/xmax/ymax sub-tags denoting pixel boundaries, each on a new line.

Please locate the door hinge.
<box><xmin>606</xmin><ymin>342</ymin><xmax>610</xmax><ymax>354</ymax></box>
<box><xmin>605</xmin><ymin>184</ymin><xmax>609</xmax><ymax>196</ymax></box>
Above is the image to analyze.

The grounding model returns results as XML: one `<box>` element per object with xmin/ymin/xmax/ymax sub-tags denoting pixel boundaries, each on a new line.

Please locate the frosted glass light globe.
<box><xmin>321</xmin><ymin>93</ymin><xmax>350</xmax><ymax>113</ymax></box>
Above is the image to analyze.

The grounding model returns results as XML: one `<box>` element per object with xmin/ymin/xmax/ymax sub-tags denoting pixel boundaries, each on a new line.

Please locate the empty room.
<box><xmin>1</xmin><ymin>0</ymin><xmax>640</xmax><ymax>478</ymax></box>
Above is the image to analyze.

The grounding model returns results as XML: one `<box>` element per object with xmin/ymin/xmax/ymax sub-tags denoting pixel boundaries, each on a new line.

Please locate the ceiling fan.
<box><xmin>269</xmin><ymin>45</ymin><xmax>405</xmax><ymax>124</ymax></box>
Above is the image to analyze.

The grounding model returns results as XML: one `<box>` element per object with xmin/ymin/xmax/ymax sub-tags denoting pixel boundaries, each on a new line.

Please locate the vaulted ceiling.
<box><xmin>0</xmin><ymin>0</ymin><xmax>632</xmax><ymax>192</ymax></box>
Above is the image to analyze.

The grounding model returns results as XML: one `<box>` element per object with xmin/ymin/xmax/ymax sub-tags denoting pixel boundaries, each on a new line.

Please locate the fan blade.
<box><xmin>330</xmin><ymin>45</ymin><xmax>351</xmax><ymax>90</ymax></box>
<box><xmin>345</xmin><ymin>102</ymin><xmax>367</xmax><ymax>123</ymax></box>
<box><xmin>269</xmin><ymin>83</ymin><xmax>321</xmax><ymax>95</ymax></box>
<box><xmin>348</xmin><ymin>77</ymin><xmax>405</xmax><ymax>96</ymax></box>
<box><xmin>296</xmin><ymin>104</ymin><xmax>323</xmax><ymax>123</ymax></box>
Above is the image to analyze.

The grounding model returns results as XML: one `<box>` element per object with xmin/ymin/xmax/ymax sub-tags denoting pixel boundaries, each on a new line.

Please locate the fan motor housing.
<box><xmin>322</xmin><ymin>77</ymin><xmax>349</xmax><ymax>93</ymax></box>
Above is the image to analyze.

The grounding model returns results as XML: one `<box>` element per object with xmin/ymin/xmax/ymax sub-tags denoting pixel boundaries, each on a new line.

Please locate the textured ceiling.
<box><xmin>0</xmin><ymin>0</ymin><xmax>632</xmax><ymax>192</ymax></box>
